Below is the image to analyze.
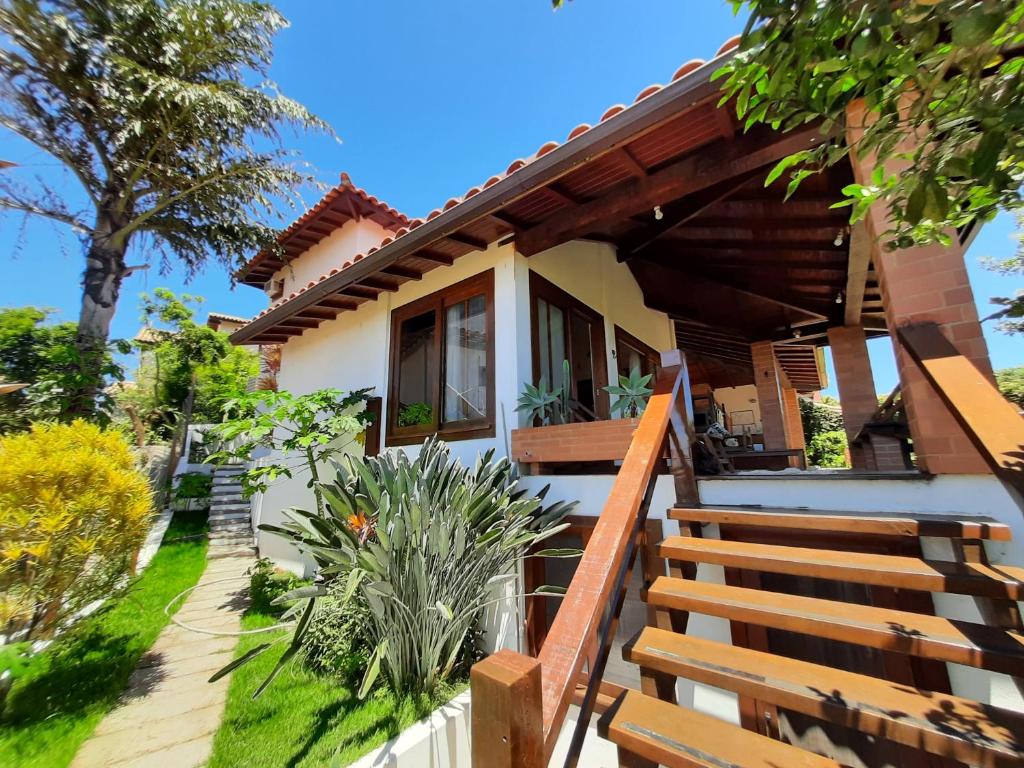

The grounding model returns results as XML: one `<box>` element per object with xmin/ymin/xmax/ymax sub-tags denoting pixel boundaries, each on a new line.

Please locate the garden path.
<box><xmin>71</xmin><ymin>555</ymin><xmax>253</xmax><ymax>768</ymax></box>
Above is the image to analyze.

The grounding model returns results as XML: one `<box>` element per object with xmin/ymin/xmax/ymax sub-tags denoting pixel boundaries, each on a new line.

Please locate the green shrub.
<box><xmin>236</xmin><ymin>437</ymin><xmax>577</xmax><ymax>698</ymax></box>
<box><xmin>300</xmin><ymin>583</ymin><xmax>371</xmax><ymax>683</ymax></box>
<box><xmin>807</xmin><ymin>430</ymin><xmax>850</xmax><ymax>468</ymax></box>
<box><xmin>173</xmin><ymin>472</ymin><xmax>212</xmax><ymax>510</ymax></box>
<box><xmin>397</xmin><ymin>402</ymin><xmax>432</xmax><ymax>427</ymax></box>
<box><xmin>0</xmin><ymin>421</ymin><xmax>151</xmax><ymax>639</ymax></box>
<box><xmin>247</xmin><ymin>558</ymin><xmax>304</xmax><ymax>615</ymax></box>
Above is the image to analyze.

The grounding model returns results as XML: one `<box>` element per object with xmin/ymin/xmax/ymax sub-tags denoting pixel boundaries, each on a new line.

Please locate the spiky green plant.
<box><xmin>516</xmin><ymin>359</ymin><xmax>574</xmax><ymax>425</ymax></box>
<box><xmin>213</xmin><ymin>437</ymin><xmax>577</xmax><ymax>697</ymax></box>
<box><xmin>604</xmin><ymin>366</ymin><xmax>654</xmax><ymax>419</ymax></box>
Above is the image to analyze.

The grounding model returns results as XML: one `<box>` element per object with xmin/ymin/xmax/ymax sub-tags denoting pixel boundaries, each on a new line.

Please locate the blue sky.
<box><xmin>0</xmin><ymin>0</ymin><xmax>1019</xmax><ymax>395</ymax></box>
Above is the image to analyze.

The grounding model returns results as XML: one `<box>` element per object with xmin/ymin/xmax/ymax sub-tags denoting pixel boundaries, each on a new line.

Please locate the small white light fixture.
<box><xmin>834</xmin><ymin>228</ymin><xmax>845</xmax><ymax>247</ymax></box>
<box><xmin>835</xmin><ymin>290</ymin><xmax>844</xmax><ymax>305</ymax></box>
<box><xmin>653</xmin><ymin>205</ymin><xmax>664</xmax><ymax>221</ymax></box>
<box><xmin>793</xmin><ymin>327</ymin><xmax>802</xmax><ymax>339</ymax></box>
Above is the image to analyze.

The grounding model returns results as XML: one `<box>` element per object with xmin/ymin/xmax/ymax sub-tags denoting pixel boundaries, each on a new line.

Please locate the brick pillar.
<box><xmin>846</xmin><ymin>100</ymin><xmax>992</xmax><ymax>475</ymax></box>
<box><xmin>827</xmin><ymin>325</ymin><xmax>879</xmax><ymax>469</ymax></box>
<box><xmin>751</xmin><ymin>341</ymin><xmax>788</xmax><ymax>451</ymax></box>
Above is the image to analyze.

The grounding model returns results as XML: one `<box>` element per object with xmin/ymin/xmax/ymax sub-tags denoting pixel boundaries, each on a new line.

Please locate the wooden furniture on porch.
<box><xmin>726</xmin><ymin>446</ymin><xmax>807</xmax><ymax>470</ymax></box>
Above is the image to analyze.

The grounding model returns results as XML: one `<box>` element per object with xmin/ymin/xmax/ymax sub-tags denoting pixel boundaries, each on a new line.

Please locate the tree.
<box><xmin>717</xmin><ymin>2</ymin><xmax>1023</xmax><ymax>249</ymax></box>
<box><xmin>116</xmin><ymin>288</ymin><xmax>245</xmax><ymax>442</ymax></box>
<box><xmin>207</xmin><ymin>388</ymin><xmax>376</xmax><ymax>517</ymax></box>
<box><xmin>996</xmin><ymin>366</ymin><xmax>1024</xmax><ymax>407</ymax></box>
<box><xmin>982</xmin><ymin>212</ymin><xmax>1024</xmax><ymax>334</ymax></box>
<box><xmin>0</xmin><ymin>307</ymin><xmax>76</xmax><ymax>431</ymax></box>
<box><xmin>797</xmin><ymin>394</ymin><xmax>845</xmax><ymax>447</ymax></box>
<box><xmin>0</xmin><ymin>0</ymin><xmax>327</xmax><ymax>417</ymax></box>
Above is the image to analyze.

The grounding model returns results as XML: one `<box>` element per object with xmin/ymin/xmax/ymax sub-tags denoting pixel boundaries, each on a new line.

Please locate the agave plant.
<box><xmin>213</xmin><ymin>437</ymin><xmax>577</xmax><ymax>698</ymax></box>
<box><xmin>516</xmin><ymin>359</ymin><xmax>573</xmax><ymax>426</ymax></box>
<box><xmin>605</xmin><ymin>366</ymin><xmax>654</xmax><ymax>419</ymax></box>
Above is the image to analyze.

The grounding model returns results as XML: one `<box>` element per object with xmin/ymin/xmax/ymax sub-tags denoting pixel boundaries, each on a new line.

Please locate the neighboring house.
<box><xmin>227</xmin><ymin>39</ymin><xmax>1024</xmax><ymax>767</ymax></box>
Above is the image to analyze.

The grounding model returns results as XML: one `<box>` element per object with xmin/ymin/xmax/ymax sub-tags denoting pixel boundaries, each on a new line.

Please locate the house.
<box><xmin>227</xmin><ymin>37</ymin><xmax>1024</xmax><ymax>768</ymax></box>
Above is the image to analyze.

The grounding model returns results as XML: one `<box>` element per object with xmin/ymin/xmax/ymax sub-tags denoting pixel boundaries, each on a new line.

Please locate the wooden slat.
<box><xmin>626</xmin><ymin>628</ymin><xmax>1024</xmax><ymax>768</ymax></box>
<box><xmin>598</xmin><ymin>690</ymin><xmax>840</xmax><ymax>768</ymax></box>
<box><xmin>646</xmin><ymin>577</ymin><xmax>1024</xmax><ymax>676</ymax></box>
<box><xmin>659</xmin><ymin>537</ymin><xmax>1024</xmax><ymax>599</ymax></box>
<box><xmin>898</xmin><ymin>322</ymin><xmax>1024</xmax><ymax>499</ymax></box>
<box><xmin>669</xmin><ymin>505</ymin><xmax>1013</xmax><ymax>541</ymax></box>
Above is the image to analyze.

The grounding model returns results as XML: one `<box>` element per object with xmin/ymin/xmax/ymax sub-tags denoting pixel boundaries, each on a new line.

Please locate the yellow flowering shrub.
<box><xmin>0</xmin><ymin>420</ymin><xmax>152</xmax><ymax>638</ymax></box>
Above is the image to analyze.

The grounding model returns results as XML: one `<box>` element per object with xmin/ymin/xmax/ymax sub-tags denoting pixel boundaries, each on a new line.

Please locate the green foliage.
<box><xmin>397</xmin><ymin>401</ymin><xmax>432</xmax><ymax>427</ymax></box>
<box><xmin>247</xmin><ymin>557</ymin><xmax>305</xmax><ymax>615</ymax></box>
<box><xmin>604</xmin><ymin>366</ymin><xmax>653</xmax><ymax>418</ymax></box>
<box><xmin>237</xmin><ymin>437</ymin><xmax>578</xmax><ymax>698</ymax></box>
<box><xmin>516</xmin><ymin>359</ymin><xmax>573</xmax><ymax>425</ymax></box>
<box><xmin>172</xmin><ymin>471</ymin><xmax>212</xmax><ymax>511</ymax></box>
<box><xmin>982</xmin><ymin>213</ymin><xmax>1024</xmax><ymax>334</ymax></box>
<box><xmin>717</xmin><ymin>1</ymin><xmax>1024</xmax><ymax>248</ymax></box>
<box><xmin>0</xmin><ymin>307</ymin><xmax>125</xmax><ymax>430</ymax></box>
<box><xmin>207</xmin><ymin>388</ymin><xmax>375</xmax><ymax>516</ymax></box>
<box><xmin>798</xmin><ymin>395</ymin><xmax>845</xmax><ymax>446</ymax></box>
<box><xmin>207</xmin><ymin>611</ymin><xmax>463</xmax><ymax>768</ymax></box>
<box><xmin>0</xmin><ymin>511</ymin><xmax>207</xmax><ymax>768</ymax></box>
<box><xmin>193</xmin><ymin>346</ymin><xmax>259</xmax><ymax>422</ymax></box>
<box><xmin>300</xmin><ymin>581</ymin><xmax>372</xmax><ymax>682</ymax></box>
<box><xmin>996</xmin><ymin>366</ymin><xmax>1024</xmax><ymax>407</ymax></box>
<box><xmin>807</xmin><ymin>429</ymin><xmax>849</xmax><ymax>468</ymax></box>
<box><xmin>0</xmin><ymin>421</ymin><xmax>152</xmax><ymax>640</ymax></box>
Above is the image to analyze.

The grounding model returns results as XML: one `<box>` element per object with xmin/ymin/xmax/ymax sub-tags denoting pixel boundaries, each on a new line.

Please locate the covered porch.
<box><xmin>507</xmin><ymin>96</ymin><xmax>991</xmax><ymax>480</ymax></box>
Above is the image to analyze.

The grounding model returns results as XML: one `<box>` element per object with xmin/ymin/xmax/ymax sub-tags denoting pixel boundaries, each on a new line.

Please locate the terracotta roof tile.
<box><xmin>237</xmin><ymin>39</ymin><xmax>738</xmax><ymax>337</ymax></box>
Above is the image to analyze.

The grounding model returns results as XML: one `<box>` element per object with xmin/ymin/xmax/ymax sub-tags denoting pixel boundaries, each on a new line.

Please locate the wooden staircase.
<box><xmin>599</xmin><ymin>505</ymin><xmax>1024</xmax><ymax>767</ymax></box>
<box><xmin>470</xmin><ymin>341</ymin><xmax>1024</xmax><ymax>768</ymax></box>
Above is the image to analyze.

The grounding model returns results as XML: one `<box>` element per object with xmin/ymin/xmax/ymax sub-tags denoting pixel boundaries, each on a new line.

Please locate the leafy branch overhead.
<box><xmin>717</xmin><ymin>1</ymin><xmax>1023</xmax><ymax>248</ymax></box>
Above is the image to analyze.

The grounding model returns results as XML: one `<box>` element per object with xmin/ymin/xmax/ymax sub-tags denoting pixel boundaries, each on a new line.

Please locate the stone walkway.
<box><xmin>72</xmin><ymin>555</ymin><xmax>253</xmax><ymax>768</ymax></box>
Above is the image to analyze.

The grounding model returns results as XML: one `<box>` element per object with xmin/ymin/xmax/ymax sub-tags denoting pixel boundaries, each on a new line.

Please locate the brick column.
<box><xmin>846</xmin><ymin>100</ymin><xmax>992</xmax><ymax>475</ymax></box>
<box><xmin>827</xmin><ymin>325</ymin><xmax>879</xmax><ymax>469</ymax></box>
<box><xmin>781</xmin><ymin>387</ymin><xmax>805</xmax><ymax>451</ymax></box>
<box><xmin>751</xmin><ymin>341</ymin><xmax>789</xmax><ymax>451</ymax></box>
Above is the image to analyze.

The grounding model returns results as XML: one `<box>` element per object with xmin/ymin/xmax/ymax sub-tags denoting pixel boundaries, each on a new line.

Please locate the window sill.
<box><xmin>385</xmin><ymin>424</ymin><xmax>496</xmax><ymax>448</ymax></box>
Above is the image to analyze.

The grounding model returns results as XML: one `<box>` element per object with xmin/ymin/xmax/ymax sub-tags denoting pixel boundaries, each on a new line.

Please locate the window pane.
<box><xmin>443</xmin><ymin>294</ymin><xmax>488</xmax><ymax>424</ymax></box>
<box><xmin>619</xmin><ymin>342</ymin><xmax>644</xmax><ymax>379</ymax></box>
<box><xmin>397</xmin><ymin>309</ymin><xmax>435</xmax><ymax>427</ymax></box>
<box><xmin>538</xmin><ymin>298</ymin><xmax>551</xmax><ymax>387</ymax></box>
<box><xmin>570</xmin><ymin>313</ymin><xmax>595</xmax><ymax>415</ymax></box>
<box><xmin>549</xmin><ymin>303</ymin><xmax>566</xmax><ymax>391</ymax></box>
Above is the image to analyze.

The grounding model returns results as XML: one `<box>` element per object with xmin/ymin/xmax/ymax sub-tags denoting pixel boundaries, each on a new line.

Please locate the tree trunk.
<box><xmin>70</xmin><ymin>211</ymin><xmax>129</xmax><ymax>419</ymax></box>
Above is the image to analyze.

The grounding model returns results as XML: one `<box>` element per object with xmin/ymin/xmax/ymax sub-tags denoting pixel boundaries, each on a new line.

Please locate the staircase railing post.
<box><xmin>661</xmin><ymin>349</ymin><xmax>698</xmax><ymax>507</ymax></box>
<box><xmin>470</xmin><ymin>649</ymin><xmax>544</xmax><ymax>768</ymax></box>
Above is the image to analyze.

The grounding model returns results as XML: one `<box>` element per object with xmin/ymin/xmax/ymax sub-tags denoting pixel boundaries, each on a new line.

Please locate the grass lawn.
<box><xmin>209</xmin><ymin>611</ymin><xmax>466</xmax><ymax>768</ymax></box>
<box><xmin>0</xmin><ymin>510</ymin><xmax>209</xmax><ymax>768</ymax></box>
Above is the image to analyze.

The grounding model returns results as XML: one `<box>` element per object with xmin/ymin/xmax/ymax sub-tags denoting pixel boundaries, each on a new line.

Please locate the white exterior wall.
<box><xmin>524</xmin><ymin>240</ymin><xmax>674</xmax><ymax>411</ymax></box>
<box><xmin>270</xmin><ymin>218</ymin><xmax>394</xmax><ymax>297</ymax></box>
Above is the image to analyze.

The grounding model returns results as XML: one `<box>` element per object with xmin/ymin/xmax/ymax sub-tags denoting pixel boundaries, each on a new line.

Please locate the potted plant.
<box><xmin>604</xmin><ymin>367</ymin><xmax>654</xmax><ymax>419</ymax></box>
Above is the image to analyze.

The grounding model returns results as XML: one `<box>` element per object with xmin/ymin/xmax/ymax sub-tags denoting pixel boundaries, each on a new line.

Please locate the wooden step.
<box><xmin>598</xmin><ymin>690</ymin><xmax>840</xmax><ymax>768</ymax></box>
<box><xmin>646</xmin><ymin>577</ymin><xmax>1024</xmax><ymax>676</ymax></box>
<box><xmin>626</xmin><ymin>627</ymin><xmax>1024</xmax><ymax>768</ymax></box>
<box><xmin>659</xmin><ymin>537</ymin><xmax>1024</xmax><ymax>599</ymax></box>
<box><xmin>669</xmin><ymin>506</ymin><xmax>1013</xmax><ymax>540</ymax></box>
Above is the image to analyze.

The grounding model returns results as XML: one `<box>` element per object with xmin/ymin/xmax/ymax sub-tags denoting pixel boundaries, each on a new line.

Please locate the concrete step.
<box><xmin>208</xmin><ymin>545</ymin><xmax>257</xmax><ymax>560</ymax></box>
<box><xmin>211</xmin><ymin>484</ymin><xmax>243</xmax><ymax>493</ymax></box>
<box><xmin>209</xmin><ymin>511</ymin><xmax>250</xmax><ymax>522</ymax></box>
<box><xmin>209</xmin><ymin>520</ymin><xmax>250</xmax><ymax>531</ymax></box>
<box><xmin>209</xmin><ymin>502</ymin><xmax>249</xmax><ymax>513</ymax></box>
<box><xmin>209</xmin><ymin>534</ymin><xmax>254</xmax><ymax>547</ymax></box>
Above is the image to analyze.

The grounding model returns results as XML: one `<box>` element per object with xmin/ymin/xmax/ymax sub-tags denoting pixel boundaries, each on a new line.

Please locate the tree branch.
<box><xmin>0</xmin><ymin>196</ymin><xmax>90</xmax><ymax>233</ymax></box>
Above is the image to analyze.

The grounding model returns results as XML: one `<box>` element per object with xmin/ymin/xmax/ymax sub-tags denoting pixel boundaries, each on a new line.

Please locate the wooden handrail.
<box><xmin>469</xmin><ymin>351</ymin><xmax>696</xmax><ymax>768</ymax></box>
<box><xmin>897</xmin><ymin>323</ymin><xmax>1024</xmax><ymax>498</ymax></box>
<box><xmin>539</xmin><ymin>353</ymin><xmax>694</xmax><ymax>762</ymax></box>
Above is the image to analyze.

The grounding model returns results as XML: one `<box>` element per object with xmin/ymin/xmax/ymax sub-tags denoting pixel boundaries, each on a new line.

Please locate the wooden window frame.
<box><xmin>613</xmin><ymin>325</ymin><xmax>661</xmax><ymax>379</ymax></box>
<box><xmin>529</xmin><ymin>271</ymin><xmax>610</xmax><ymax>420</ymax></box>
<box><xmin>386</xmin><ymin>269</ymin><xmax>496</xmax><ymax>446</ymax></box>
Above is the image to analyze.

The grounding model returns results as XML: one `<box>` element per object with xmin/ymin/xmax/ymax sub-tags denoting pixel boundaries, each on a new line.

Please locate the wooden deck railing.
<box><xmin>897</xmin><ymin>323</ymin><xmax>1024</xmax><ymax>500</ymax></box>
<box><xmin>470</xmin><ymin>350</ymin><xmax>698</xmax><ymax>768</ymax></box>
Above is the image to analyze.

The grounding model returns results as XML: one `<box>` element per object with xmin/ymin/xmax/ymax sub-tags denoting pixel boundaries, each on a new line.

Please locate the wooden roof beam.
<box><xmin>339</xmin><ymin>285</ymin><xmax>382</xmax><ymax>300</ymax></box>
<box><xmin>356</xmin><ymin>276</ymin><xmax>400</xmax><ymax>292</ymax></box>
<box><xmin>316</xmin><ymin>296</ymin><xmax>359</xmax><ymax>310</ymax></box>
<box><xmin>379</xmin><ymin>264</ymin><xmax>423</xmax><ymax>281</ymax></box>
<box><xmin>443</xmin><ymin>231</ymin><xmax>488</xmax><ymax>251</ymax></box>
<box><xmin>416</xmin><ymin>249</ymin><xmax>456</xmax><ymax>266</ymax></box>
<box><xmin>615</xmin><ymin>147</ymin><xmax>647</xmax><ymax>177</ymax></box>
<box><xmin>844</xmin><ymin>221</ymin><xmax>871</xmax><ymax>326</ymax></box>
<box><xmin>297</xmin><ymin>308</ymin><xmax>340</xmax><ymax>321</ymax></box>
<box><xmin>619</xmin><ymin>168</ymin><xmax>766</xmax><ymax>261</ymax></box>
<box><xmin>517</xmin><ymin>124</ymin><xmax>829</xmax><ymax>257</ymax></box>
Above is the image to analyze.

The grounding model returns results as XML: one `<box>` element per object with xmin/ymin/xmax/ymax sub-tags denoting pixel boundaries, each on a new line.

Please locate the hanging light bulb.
<box><xmin>835</xmin><ymin>290</ymin><xmax>844</xmax><ymax>305</ymax></box>
<box><xmin>793</xmin><ymin>327</ymin><xmax>802</xmax><ymax>339</ymax></box>
<box><xmin>653</xmin><ymin>205</ymin><xmax>664</xmax><ymax>221</ymax></box>
<box><xmin>834</xmin><ymin>228</ymin><xmax>845</xmax><ymax>247</ymax></box>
